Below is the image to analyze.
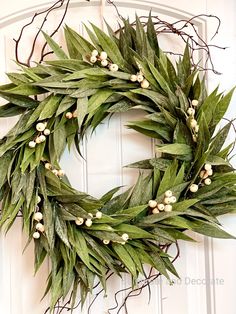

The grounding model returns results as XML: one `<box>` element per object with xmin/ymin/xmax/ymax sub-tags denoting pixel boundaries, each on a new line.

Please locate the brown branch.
<box><xmin>13</xmin><ymin>0</ymin><xmax>71</xmax><ymax>67</ymax></box>
<box><xmin>39</xmin><ymin>0</ymin><xmax>71</xmax><ymax>63</ymax></box>
<box><xmin>113</xmin><ymin>13</ymin><xmax>226</xmax><ymax>74</ymax></box>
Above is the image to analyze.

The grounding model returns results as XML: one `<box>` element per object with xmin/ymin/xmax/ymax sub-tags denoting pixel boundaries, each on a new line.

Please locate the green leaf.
<box><xmin>114</xmin><ymin>205</ymin><xmax>147</xmax><ymax>219</ymax></box>
<box><xmin>173</xmin><ymin>199</ymin><xmax>199</xmax><ymax>211</ymax></box>
<box><xmin>65</xmin><ymin>25</ymin><xmax>95</xmax><ymax>56</ymax></box>
<box><xmin>148</xmin><ymin>61</ymin><xmax>172</xmax><ymax>94</ymax></box>
<box><xmin>112</xmin><ymin>243</ymin><xmax>137</xmax><ymax>278</ymax></box>
<box><xmin>100</xmin><ymin>186</ymin><xmax>122</xmax><ymax>204</ymax></box>
<box><xmin>77</xmin><ymin>97</ymin><xmax>88</xmax><ymax>129</ymax></box>
<box><xmin>157</xmin><ymin>160</ymin><xmax>178</xmax><ymax>196</ymax></box>
<box><xmin>53</xmin><ymin>121</ymin><xmax>67</xmax><ymax>160</ymax></box>
<box><xmin>156</xmin><ymin>143</ymin><xmax>192</xmax><ymax>156</ymax></box>
<box><xmin>55</xmin><ymin>216</ymin><xmax>70</xmax><ymax>248</ymax></box>
<box><xmin>56</xmin><ymin>96</ymin><xmax>76</xmax><ymax>116</ymax></box>
<box><xmin>147</xmin><ymin>12</ymin><xmax>159</xmax><ymax>53</ymax></box>
<box><xmin>0</xmin><ymin>152</ymin><xmax>12</xmax><ymax>189</ymax></box>
<box><xmin>0</xmin><ymin>103</ymin><xmax>25</xmax><ymax>117</ymax></box>
<box><xmin>114</xmin><ymin>224</ymin><xmax>154</xmax><ymax>239</ymax></box>
<box><xmin>211</xmin><ymin>87</ymin><xmax>235</xmax><ymax>128</ymax></box>
<box><xmin>139</xmin><ymin>211</ymin><xmax>183</xmax><ymax>225</ymax></box>
<box><xmin>87</xmin><ymin>90</ymin><xmax>113</xmax><ymax>119</ymax></box>
<box><xmin>197</xmin><ymin>86</ymin><xmax>219</xmax><ymax>126</ymax></box>
<box><xmin>39</xmin><ymin>95</ymin><xmax>63</xmax><ymax>120</ymax></box>
<box><xmin>188</xmin><ymin>219</ymin><xmax>235</xmax><ymax>239</ymax></box>
<box><xmin>0</xmin><ymin>91</ymin><xmax>38</xmax><ymax>108</ymax></box>
<box><xmin>209</xmin><ymin>122</ymin><xmax>232</xmax><ymax>155</ymax></box>
<box><xmin>127</xmin><ymin>120</ymin><xmax>171</xmax><ymax>141</ymax></box>
<box><xmin>72</xmin><ymin>228</ymin><xmax>92</xmax><ymax>270</ymax></box>
<box><xmin>43</xmin><ymin>199</ymin><xmax>55</xmax><ymax>249</ymax></box>
<box><xmin>42</xmin><ymin>31</ymin><xmax>68</xmax><ymax>59</ymax></box>
<box><xmin>50</xmin><ymin>268</ymin><xmax>63</xmax><ymax>309</ymax></box>
<box><xmin>91</xmin><ymin>23</ymin><xmax>127</xmax><ymax>70</ymax></box>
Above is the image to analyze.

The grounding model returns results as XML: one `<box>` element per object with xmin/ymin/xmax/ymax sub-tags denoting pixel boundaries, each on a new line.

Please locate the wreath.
<box><xmin>0</xmin><ymin>12</ymin><xmax>235</xmax><ymax>313</ymax></box>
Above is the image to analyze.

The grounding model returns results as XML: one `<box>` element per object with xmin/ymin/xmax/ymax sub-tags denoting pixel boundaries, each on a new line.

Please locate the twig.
<box><xmin>13</xmin><ymin>0</ymin><xmax>71</xmax><ymax>66</ymax></box>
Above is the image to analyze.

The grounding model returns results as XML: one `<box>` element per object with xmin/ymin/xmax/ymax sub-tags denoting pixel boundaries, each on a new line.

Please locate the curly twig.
<box><xmin>13</xmin><ymin>0</ymin><xmax>71</xmax><ymax>67</ymax></box>
<box><xmin>111</xmin><ymin>12</ymin><xmax>226</xmax><ymax>74</ymax></box>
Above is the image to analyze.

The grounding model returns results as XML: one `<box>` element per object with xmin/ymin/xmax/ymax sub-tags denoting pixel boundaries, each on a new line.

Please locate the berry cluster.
<box><xmin>148</xmin><ymin>190</ymin><xmax>177</xmax><ymax>214</ymax></box>
<box><xmin>44</xmin><ymin>162</ymin><xmax>65</xmax><ymax>177</ymax></box>
<box><xmin>75</xmin><ymin>211</ymin><xmax>103</xmax><ymax>228</ymax></box>
<box><xmin>32</xmin><ymin>196</ymin><xmax>45</xmax><ymax>239</ymax></box>
<box><xmin>29</xmin><ymin>122</ymin><xmax>50</xmax><ymax>148</ymax></box>
<box><xmin>187</xmin><ymin>99</ymin><xmax>199</xmax><ymax>142</ymax></box>
<box><xmin>190</xmin><ymin>163</ymin><xmax>213</xmax><ymax>193</ymax></box>
<box><xmin>65</xmin><ymin>111</ymin><xmax>77</xmax><ymax>119</ymax></box>
<box><xmin>130</xmin><ymin>71</ymin><xmax>149</xmax><ymax>89</ymax></box>
<box><xmin>75</xmin><ymin>212</ymin><xmax>129</xmax><ymax>245</ymax></box>
<box><xmin>89</xmin><ymin>50</ymin><xmax>119</xmax><ymax>72</ymax></box>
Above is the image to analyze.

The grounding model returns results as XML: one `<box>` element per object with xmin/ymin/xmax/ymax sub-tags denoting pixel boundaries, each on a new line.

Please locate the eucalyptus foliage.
<box><xmin>0</xmin><ymin>15</ymin><xmax>235</xmax><ymax>310</ymax></box>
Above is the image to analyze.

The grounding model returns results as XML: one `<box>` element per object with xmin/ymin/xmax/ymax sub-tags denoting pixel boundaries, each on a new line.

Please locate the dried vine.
<box><xmin>43</xmin><ymin>242</ymin><xmax>180</xmax><ymax>314</ymax></box>
<box><xmin>13</xmin><ymin>0</ymin><xmax>226</xmax><ymax>74</ymax></box>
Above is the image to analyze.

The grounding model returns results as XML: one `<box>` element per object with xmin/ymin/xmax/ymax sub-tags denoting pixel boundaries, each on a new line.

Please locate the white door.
<box><xmin>0</xmin><ymin>1</ymin><xmax>236</xmax><ymax>313</ymax></box>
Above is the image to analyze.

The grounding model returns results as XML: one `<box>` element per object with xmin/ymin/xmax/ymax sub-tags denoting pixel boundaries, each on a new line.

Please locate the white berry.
<box><xmin>34</xmin><ymin>212</ymin><xmax>43</xmax><ymax>221</ymax></box>
<box><xmin>36</xmin><ymin>223</ymin><xmax>45</xmax><ymax>232</ymax></box>
<box><xmin>85</xmin><ymin>219</ymin><xmax>92</xmax><ymax>227</ymax></box>
<box><xmin>192</xmin><ymin>135</ymin><xmax>197</xmax><ymax>142</ymax></box>
<box><xmin>130</xmin><ymin>75</ymin><xmax>137</xmax><ymax>82</ymax></box>
<box><xmin>39</xmin><ymin>135</ymin><xmax>46</xmax><ymax>142</ymax></box>
<box><xmin>109</xmin><ymin>64</ymin><xmax>119</xmax><ymax>72</ymax></box>
<box><xmin>33</xmin><ymin>231</ymin><xmax>40</xmax><ymax>239</ymax></box>
<box><xmin>204</xmin><ymin>163</ymin><xmax>212</xmax><ymax>171</ymax></box>
<box><xmin>157</xmin><ymin>203</ymin><xmax>165</xmax><ymax>211</ymax></box>
<box><xmin>170</xmin><ymin>196</ymin><xmax>177</xmax><ymax>203</ymax></box>
<box><xmin>35</xmin><ymin>137</ymin><xmax>42</xmax><ymax>144</ymax></box>
<box><xmin>165</xmin><ymin>190</ymin><xmax>172</xmax><ymax>197</ymax></box>
<box><xmin>91</xmin><ymin>49</ymin><xmax>99</xmax><ymax>57</ymax></box>
<box><xmin>190</xmin><ymin>184</ymin><xmax>198</xmax><ymax>193</ymax></box>
<box><xmin>195</xmin><ymin>125</ymin><xmax>200</xmax><ymax>133</ymax></box>
<box><xmin>90</xmin><ymin>56</ymin><xmax>97</xmax><ymax>63</ymax></box>
<box><xmin>29</xmin><ymin>141</ymin><xmax>36</xmax><ymax>148</ymax></box>
<box><xmin>141</xmin><ymin>79</ymin><xmax>150</xmax><ymax>89</ymax></box>
<box><xmin>101</xmin><ymin>59</ymin><xmax>108</xmax><ymax>67</ymax></box>
<box><xmin>199</xmin><ymin>170</ymin><xmax>208</xmax><ymax>179</ymax></box>
<box><xmin>52</xmin><ymin>169</ymin><xmax>58</xmax><ymax>176</ymax></box>
<box><xmin>190</xmin><ymin>119</ymin><xmax>198</xmax><ymax>128</ymax></box>
<box><xmin>72</xmin><ymin>111</ymin><xmax>77</xmax><ymax>118</ymax></box>
<box><xmin>103</xmin><ymin>239</ymin><xmax>110</xmax><ymax>245</ymax></box>
<box><xmin>45</xmin><ymin>163</ymin><xmax>52</xmax><ymax>170</ymax></box>
<box><xmin>164</xmin><ymin>197</ymin><xmax>171</xmax><ymax>205</ymax></box>
<box><xmin>148</xmin><ymin>200</ymin><xmax>157</xmax><ymax>208</ymax></box>
<box><xmin>65</xmin><ymin>112</ymin><xmax>73</xmax><ymax>119</ymax></box>
<box><xmin>75</xmin><ymin>217</ymin><xmax>84</xmax><ymax>225</ymax></box>
<box><xmin>44</xmin><ymin>129</ymin><xmax>51</xmax><ymax>136</ymax></box>
<box><xmin>37</xmin><ymin>196</ymin><xmax>41</xmax><ymax>204</ymax></box>
<box><xmin>137</xmin><ymin>74</ymin><xmax>144</xmax><ymax>82</ymax></box>
<box><xmin>192</xmin><ymin>99</ymin><xmax>199</xmax><ymax>107</ymax></box>
<box><xmin>36</xmin><ymin>122</ymin><xmax>46</xmax><ymax>132</ymax></box>
<box><xmin>152</xmin><ymin>208</ymin><xmax>159</xmax><ymax>214</ymax></box>
<box><xmin>96</xmin><ymin>211</ymin><xmax>102</xmax><ymax>219</ymax></box>
<box><xmin>207</xmin><ymin>169</ymin><xmax>213</xmax><ymax>176</ymax></box>
<box><xmin>164</xmin><ymin>204</ymin><xmax>172</xmax><ymax>212</ymax></box>
<box><xmin>100</xmin><ymin>51</ymin><xmax>107</xmax><ymax>60</ymax></box>
<box><xmin>121</xmin><ymin>233</ymin><xmax>129</xmax><ymax>241</ymax></box>
<box><xmin>58</xmin><ymin>169</ymin><xmax>65</xmax><ymax>177</ymax></box>
<box><xmin>187</xmin><ymin>108</ymin><xmax>195</xmax><ymax>116</ymax></box>
<box><xmin>204</xmin><ymin>178</ymin><xmax>212</xmax><ymax>185</ymax></box>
